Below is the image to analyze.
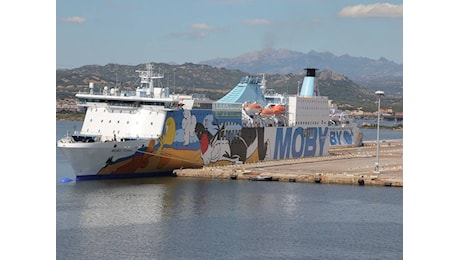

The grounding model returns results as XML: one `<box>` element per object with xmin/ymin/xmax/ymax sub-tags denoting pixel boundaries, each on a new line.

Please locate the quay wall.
<box><xmin>173</xmin><ymin>139</ymin><xmax>403</xmax><ymax>187</ymax></box>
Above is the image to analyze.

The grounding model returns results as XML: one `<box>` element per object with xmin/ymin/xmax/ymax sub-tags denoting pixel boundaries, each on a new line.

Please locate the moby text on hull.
<box><xmin>57</xmin><ymin>65</ymin><xmax>362</xmax><ymax>180</ymax></box>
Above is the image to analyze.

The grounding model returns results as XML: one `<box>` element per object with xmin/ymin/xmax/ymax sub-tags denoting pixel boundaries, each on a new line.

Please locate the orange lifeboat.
<box><xmin>244</xmin><ymin>103</ymin><xmax>262</xmax><ymax>114</ymax></box>
<box><xmin>271</xmin><ymin>105</ymin><xmax>286</xmax><ymax>114</ymax></box>
<box><xmin>260</xmin><ymin>105</ymin><xmax>285</xmax><ymax>116</ymax></box>
<box><xmin>260</xmin><ymin>109</ymin><xmax>273</xmax><ymax>117</ymax></box>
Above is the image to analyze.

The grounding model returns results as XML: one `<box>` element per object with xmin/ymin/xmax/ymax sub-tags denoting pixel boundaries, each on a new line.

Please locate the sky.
<box><xmin>56</xmin><ymin>0</ymin><xmax>403</xmax><ymax>69</ymax></box>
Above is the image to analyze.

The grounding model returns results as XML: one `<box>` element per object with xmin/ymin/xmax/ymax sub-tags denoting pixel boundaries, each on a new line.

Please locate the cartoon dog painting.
<box><xmin>195</xmin><ymin>123</ymin><xmax>236</xmax><ymax>164</ymax></box>
<box><xmin>195</xmin><ymin>120</ymin><xmax>268</xmax><ymax>165</ymax></box>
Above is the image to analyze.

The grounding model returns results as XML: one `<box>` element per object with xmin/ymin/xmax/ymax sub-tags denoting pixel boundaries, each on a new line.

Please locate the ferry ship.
<box><xmin>57</xmin><ymin>65</ymin><xmax>363</xmax><ymax>180</ymax></box>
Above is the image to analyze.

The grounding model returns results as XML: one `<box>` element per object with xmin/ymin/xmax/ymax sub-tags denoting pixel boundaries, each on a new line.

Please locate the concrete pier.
<box><xmin>173</xmin><ymin>139</ymin><xmax>403</xmax><ymax>187</ymax></box>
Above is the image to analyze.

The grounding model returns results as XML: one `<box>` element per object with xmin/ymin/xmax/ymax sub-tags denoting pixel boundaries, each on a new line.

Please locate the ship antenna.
<box><xmin>260</xmin><ymin>73</ymin><xmax>266</xmax><ymax>93</ymax></box>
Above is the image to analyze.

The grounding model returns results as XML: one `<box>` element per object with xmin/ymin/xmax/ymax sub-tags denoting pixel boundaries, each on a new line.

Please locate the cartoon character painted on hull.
<box><xmin>194</xmin><ymin>115</ymin><xmax>268</xmax><ymax>165</ymax></box>
<box><xmin>181</xmin><ymin>109</ymin><xmax>197</xmax><ymax>146</ymax></box>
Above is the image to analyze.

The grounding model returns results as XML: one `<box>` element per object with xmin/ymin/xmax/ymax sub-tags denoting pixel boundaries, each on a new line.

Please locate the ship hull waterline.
<box><xmin>58</xmin><ymin>124</ymin><xmax>334</xmax><ymax>180</ymax></box>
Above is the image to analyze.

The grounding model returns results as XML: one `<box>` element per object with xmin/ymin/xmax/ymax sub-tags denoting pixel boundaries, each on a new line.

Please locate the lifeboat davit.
<box><xmin>244</xmin><ymin>103</ymin><xmax>262</xmax><ymax>114</ymax></box>
<box><xmin>260</xmin><ymin>105</ymin><xmax>286</xmax><ymax>117</ymax></box>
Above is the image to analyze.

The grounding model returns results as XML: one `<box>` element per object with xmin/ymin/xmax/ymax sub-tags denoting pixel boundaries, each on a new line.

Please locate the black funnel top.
<box><xmin>305</xmin><ymin>68</ymin><xmax>317</xmax><ymax>77</ymax></box>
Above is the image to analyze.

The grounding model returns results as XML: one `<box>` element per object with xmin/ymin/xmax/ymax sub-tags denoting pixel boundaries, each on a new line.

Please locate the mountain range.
<box><xmin>200</xmin><ymin>48</ymin><xmax>403</xmax><ymax>97</ymax></box>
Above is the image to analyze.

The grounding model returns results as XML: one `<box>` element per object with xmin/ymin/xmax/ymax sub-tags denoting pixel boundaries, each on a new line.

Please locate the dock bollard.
<box><xmin>358</xmin><ymin>178</ymin><xmax>365</xmax><ymax>186</ymax></box>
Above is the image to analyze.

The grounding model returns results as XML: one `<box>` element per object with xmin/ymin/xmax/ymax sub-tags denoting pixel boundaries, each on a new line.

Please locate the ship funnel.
<box><xmin>299</xmin><ymin>68</ymin><xmax>318</xmax><ymax>97</ymax></box>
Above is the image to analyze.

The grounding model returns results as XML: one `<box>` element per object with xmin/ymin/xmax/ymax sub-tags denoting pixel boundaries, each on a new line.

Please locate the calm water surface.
<box><xmin>56</xmin><ymin>120</ymin><xmax>403</xmax><ymax>260</ymax></box>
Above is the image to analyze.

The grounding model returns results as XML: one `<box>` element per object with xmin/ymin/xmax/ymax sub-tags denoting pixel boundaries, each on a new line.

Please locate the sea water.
<box><xmin>56</xmin><ymin>120</ymin><xmax>403</xmax><ymax>259</ymax></box>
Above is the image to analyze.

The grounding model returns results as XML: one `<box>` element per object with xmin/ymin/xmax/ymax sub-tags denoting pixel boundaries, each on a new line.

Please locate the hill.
<box><xmin>56</xmin><ymin>62</ymin><xmax>402</xmax><ymax>112</ymax></box>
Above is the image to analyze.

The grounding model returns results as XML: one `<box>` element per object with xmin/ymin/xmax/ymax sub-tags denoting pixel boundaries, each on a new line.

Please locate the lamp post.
<box><xmin>375</xmin><ymin>90</ymin><xmax>384</xmax><ymax>173</ymax></box>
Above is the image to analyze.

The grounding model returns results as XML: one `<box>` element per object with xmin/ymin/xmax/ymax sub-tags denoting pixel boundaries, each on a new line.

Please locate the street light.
<box><xmin>375</xmin><ymin>90</ymin><xmax>384</xmax><ymax>173</ymax></box>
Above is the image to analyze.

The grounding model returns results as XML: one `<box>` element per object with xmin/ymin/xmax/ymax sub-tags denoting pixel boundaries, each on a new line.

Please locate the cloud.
<box><xmin>61</xmin><ymin>16</ymin><xmax>86</xmax><ymax>24</ymax></box>
<box><xmin>170</xmin><ymin>23</ymin><xmax>223</xmax><ymax>39</ymax></box>
<box><xmin>338</xmin><ymin>3</ymin><xmax>403</xmax><ymax>18</ymax></box>
<box><xmin>242</xmin><ymin>19</ymin><xmax>271</xmax><ymax>26</ymax></box>
<box><xmin>192</xmin><ymin>23</ymin><xmax>214</xmax><ymax>30</ymax></box>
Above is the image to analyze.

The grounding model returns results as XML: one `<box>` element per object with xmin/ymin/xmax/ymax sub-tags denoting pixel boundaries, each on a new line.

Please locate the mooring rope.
<box><xmin>136</xmin><ymin>149</ymin><xmax>203</xmax><ymax>166</ymax></box>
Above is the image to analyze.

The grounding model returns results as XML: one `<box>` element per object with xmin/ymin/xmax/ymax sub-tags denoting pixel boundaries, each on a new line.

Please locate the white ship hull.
<box><xmin>58</xmin><ymin>138</ymin><xmax>152</xmax><ymax>177</ymax></box>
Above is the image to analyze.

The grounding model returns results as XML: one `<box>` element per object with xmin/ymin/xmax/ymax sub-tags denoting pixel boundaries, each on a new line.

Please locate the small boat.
<box><xmin>248</xmin><ymin>175</ymin><xmax>278</xmax><ymax>181</ymax></box>
<box><xmin>272</xmin><ymin>105</ymin><xmax>286</xmax><ymax>114</ymax></box>
<box><xmin>244</xmin><ymin>102</ymin><xmax>262</xmax><ymax>114</ymax></box>
<box><xmin>260</xmin><ymin>104</ymin><xmax>286</xmax><ymax>117</ymax></box>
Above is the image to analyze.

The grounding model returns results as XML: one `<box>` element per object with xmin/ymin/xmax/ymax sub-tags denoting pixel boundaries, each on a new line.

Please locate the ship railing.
<box><xmin>106</xmin><ymin>100</ymin><xmax>139</xmax><ymax>107</ymax></box>
<box><xmin>70</xmin><ymin>134</ymin><xmax>101</xmax><ymax>143</ymax></box>
<box><xmin>77</xmin><ymin>90</ymin><xmax>138</xmax><ymax>97</ymax></box>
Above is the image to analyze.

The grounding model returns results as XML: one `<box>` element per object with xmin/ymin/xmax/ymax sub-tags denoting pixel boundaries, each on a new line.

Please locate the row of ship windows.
<box><xmin>86</xmin><ymin>128</ymin><xmax>126</xmax><ymax>134</ymax></box>
<box><xmin>299</xmin><ymin>99</ymin><xmax>327</xmax><ymax>103</ymax></box>
<box><xmin>296</xmin><ymin>121</ymin><xmax>327</xmax><ymax>125</ymax></box>
<box><xmin>296</xmin><ymin>105</ymin><xmax>327</xmax><ymax>109</ymax></box>
<box><xmin>85</xmin><ymin>129</ymin><xmax>123</xmax><ymax>134</ymax></box>
<box><xmin>91</xmin><ymin>108</ymin><xmax>135</xmax><ymax>114</ymax></box>
<box><xmin>89</xmin><ymin>108</ymin><xmax>161</xmax><ymax>115</ymax></box>
<box><xmin>87</xmin><ymin>101</ymin><xmax>165</xmax><ymax>107</ymax></box>
<box><xmin>89</xmin><ymin>118</ymin><xmax>155</xmax><ymax>125</ymax></box>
